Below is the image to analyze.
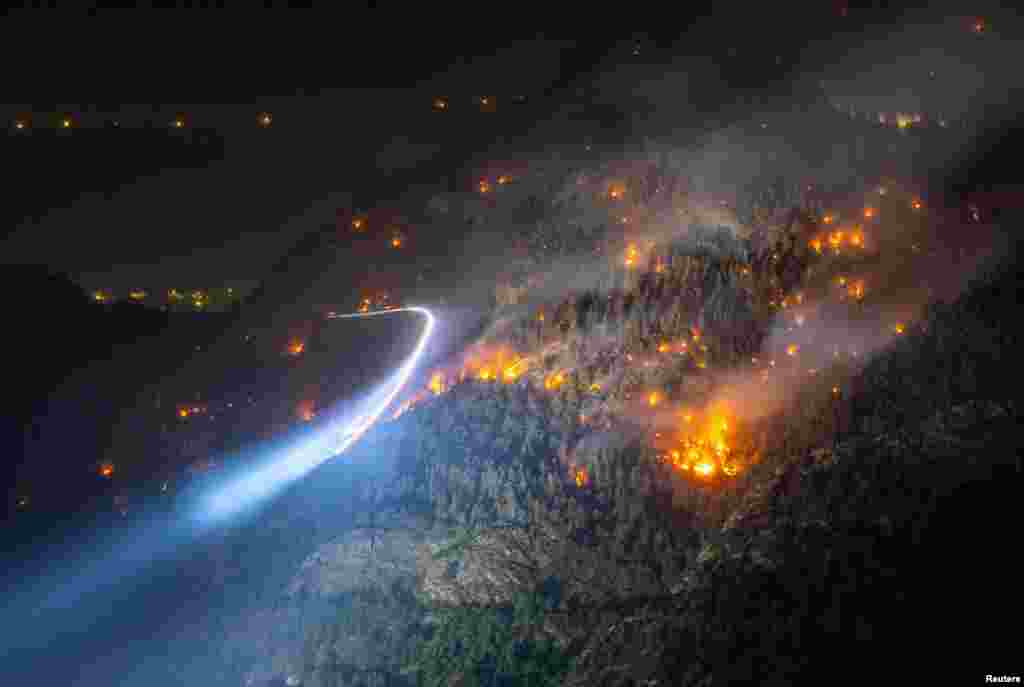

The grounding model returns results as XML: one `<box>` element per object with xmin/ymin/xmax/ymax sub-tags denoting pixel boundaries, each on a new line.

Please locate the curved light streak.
<box><xmin>199</xmin><ymin>306</ymin><xmax>435</xmax><ymax>522</ymax></box>
<box><xmin>5</xmin><ymin>307</ymin><xmax>436</xmax><ymax>668</ymax></box>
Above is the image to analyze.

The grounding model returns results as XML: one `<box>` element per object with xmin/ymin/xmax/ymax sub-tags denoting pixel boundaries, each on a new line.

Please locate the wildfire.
<box><xmin>666</xmin><ymin>407</ymin><xmax>740</xmax><ymax>479</ymax></box>
<box><xmin>99</xmin><ymin>462</ymin><xmax>114</xmax><ymax>478</ymax></box>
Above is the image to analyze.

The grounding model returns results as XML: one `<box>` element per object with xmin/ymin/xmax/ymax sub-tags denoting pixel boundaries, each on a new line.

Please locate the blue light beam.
<box><xmin>197</xmin><ymin>306</ymin><xmax>435</xmax><ymax>523</ymax></box>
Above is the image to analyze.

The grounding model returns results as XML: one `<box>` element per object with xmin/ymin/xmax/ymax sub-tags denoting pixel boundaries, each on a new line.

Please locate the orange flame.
<box><xmin>429</xmin><ymin>372</ymin><xmax>445</xmax><ymax>395</ymax></box>
<box><xmin>99</xmin><ymin>463</ymin><xmax>114</xmax><ymax>478</ymax></box>
<box><xmin>574</xmin><ymin>466</ymin><xmax>588</xmax><ymax>487</ymax></box>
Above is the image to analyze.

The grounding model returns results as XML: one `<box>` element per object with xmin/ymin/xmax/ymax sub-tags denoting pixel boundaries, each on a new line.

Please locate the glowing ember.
<box><xmin>574</xmin><ymin>467</ymin><xmax>588</xmax><ymax>487</ymax></box>
<box><xmin>391</xmin><ymin>236</ymin><xmax>402</xmax><ymax>248</ymax></box>
<box><xmin>99</xmin><ymin>463</ymin><xmax>114</xmax><ymax>478</ymax></box>
<box><xmin>178</xmin><ymin>408</ymin><xmax>189</xmax><ymax>418</ymax></box>
<box><xmin>847</xmin><ymin>280</ymin><xmax>865</xmax><ymax>300</ymax></box>
<box><xmin>911</xmin><ymin>198</ymin><xmax>922</xmax><ymax>211</ymax></box>
<box><xmin>544</xmin><ymin>372</ymin><xmax>565</xmax><ymax>390</ymax></box>
<box><xmin>297</xmin><ymin>401</ymin><xmax>315</xmax><ymax>422</ymax></box>
<box><xmin>352</xmin><ymin>217</ymin><xmax>365</xmax><ymax>232</ymax></box>
<box><xmin>893</xmin><ymin>323</ymin><xmax>905</xmax><ymax>334</ymax></box>
<box><xmin>822</xmin><ymin>214</ymin><xmax>834</xmax><ymax>225</ymax></box>
<box><xmin>863</xmin><ymin>207</ymin><xmax>874</xmax><ymax>219</ymax></box>
<box><xmin>287</xmin><ymin>340</ymin><xmax>305</xmax><ymax>356</ymax></box>
<box><xmin>809</xmin><ymin>238</ymin><xmax>823</xmax><ymax>254</ymax></box>
<box><xmin>624</xmin><ymin>243</ymin><xmax>638</xmax><ymax>268</ymax></box>
<box><xmin>478</xmin><ymin>180</ymin><xmax>491</xmax><ymax>194</ymax></box>
<box><xmin>850</xmin><ymin>231</ymin><xmax>863</xmax><ymax>247</ymax></box>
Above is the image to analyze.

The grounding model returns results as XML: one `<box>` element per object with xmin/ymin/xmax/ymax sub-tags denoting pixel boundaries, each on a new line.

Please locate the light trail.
<box><xmin>199</xmin><ymin>306</ymin><xmax>435</xmax><ymax>521</ymax></box>
<box><xmin>7</xmin><ymin>306</ymin><xmax>435</xmax><ymax>642</ymax></box>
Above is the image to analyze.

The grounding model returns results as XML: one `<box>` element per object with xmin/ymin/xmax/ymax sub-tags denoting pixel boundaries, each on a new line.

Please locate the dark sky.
<box><xmin>2</xmin><ymin>4</ymin><xmax>1020</xmax><ymax>301</ymax></box>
